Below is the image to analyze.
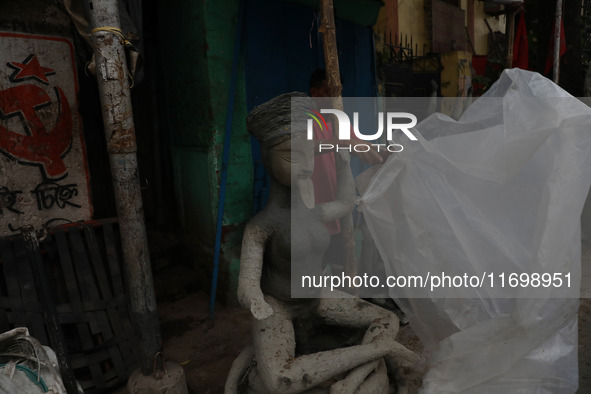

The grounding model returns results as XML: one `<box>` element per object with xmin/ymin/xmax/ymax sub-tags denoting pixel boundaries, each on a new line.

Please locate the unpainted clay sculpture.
<box><xmin>225</xmin><ymin>92</ymin><xmax>418</xmax><ymax>394</ymax></box>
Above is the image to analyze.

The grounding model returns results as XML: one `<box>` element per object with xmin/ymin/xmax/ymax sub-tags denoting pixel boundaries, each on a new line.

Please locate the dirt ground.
<box><xmin>115</xmin><ymin>291</ymin><xmax>426</xmax><ymax>394</ymax></box>
<box><xmin>107</xmin><ymin>236</ymin><xmax>591</xmax><ymax>393</ymax></box>
<box><xmin>108</xmin><ymin>291</ymin><xmax>591</xmax><ymax>394</ymax></box>
<box><xmin>153</xmin><ymin>292</ymin><xmax>251</xmax><ymax>394</ymax></box>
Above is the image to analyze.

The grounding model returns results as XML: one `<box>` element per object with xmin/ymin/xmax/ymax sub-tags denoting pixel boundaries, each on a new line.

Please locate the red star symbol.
<box><xmin>7</xmin><ymin>55</ymin><xmax>55</xmax><ymax>84</ymax></box>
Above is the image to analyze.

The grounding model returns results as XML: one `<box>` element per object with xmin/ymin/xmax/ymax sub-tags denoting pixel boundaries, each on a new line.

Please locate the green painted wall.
<box><xmin>157</xmin><ymin>0</ymin><xmax>253</xmax><ymax>302</ymax></box>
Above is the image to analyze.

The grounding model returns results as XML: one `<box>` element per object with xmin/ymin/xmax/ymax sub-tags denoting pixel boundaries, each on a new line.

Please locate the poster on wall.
<box><xmin>0</xmin><ymin>32</ymin><xmax>92</xmax><ymax>236</ymax></box>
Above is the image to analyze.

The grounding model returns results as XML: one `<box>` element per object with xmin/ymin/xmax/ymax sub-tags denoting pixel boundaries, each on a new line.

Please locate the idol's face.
<box><xmin>267</xmin><ymin>133</ymin><xmax>315</xmax><ymax>208</ymax></box>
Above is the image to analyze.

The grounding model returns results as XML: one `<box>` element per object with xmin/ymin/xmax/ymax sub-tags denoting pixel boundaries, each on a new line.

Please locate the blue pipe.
<box><xmin>210</xmin><ymin>1</ymin><xmax>245</xmax><ymax>319</ymax></box>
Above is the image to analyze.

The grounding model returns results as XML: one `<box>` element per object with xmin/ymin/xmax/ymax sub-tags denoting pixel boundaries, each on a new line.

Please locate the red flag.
<box><xmin>512</xmin><ymin>12</ymin><xmax>529</xmax><ymax>69</ymax></box>
<box><xmin>544</xmin><ymin>17</ymin><xmax>566</xmax><ymax>75</ymax></box>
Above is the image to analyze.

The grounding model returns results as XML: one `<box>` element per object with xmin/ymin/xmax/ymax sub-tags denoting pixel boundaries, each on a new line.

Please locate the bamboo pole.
<box><xmin>553</xmin><ymin>0</ymin><xmax>563</xmax><ymax>83</ymax></box>
<box><xmin>320</xmin><ymin>0</ymin><xmax>343</xmax><ymax>108</ymax></box>
<box><xmin>319</xmin><ymin>0</ymin><xmax>357</xmax><ymax>279</ymax></box>
<box><xmin>505</xmin><ymin>10</ymin><xmax>516</xmax><ymax>68</ymax></box>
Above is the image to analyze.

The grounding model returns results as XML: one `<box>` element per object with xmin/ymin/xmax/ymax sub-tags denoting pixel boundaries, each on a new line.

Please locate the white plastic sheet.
<box><xmin>361</xmin><ymin>69</ymin><xmax>591</xmax><ymax>393</ymax></box>
<box><xmin>0</xmin><ymin>327</ymin><xmax>73</xmax><ymax>393</ymax></box>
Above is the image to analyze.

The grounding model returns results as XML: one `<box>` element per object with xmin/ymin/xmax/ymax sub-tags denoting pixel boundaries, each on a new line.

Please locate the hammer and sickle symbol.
<box><xmin>0</xmin><ymin>84</ymin><xmax>73</xmax><ymax>180</ymax></box>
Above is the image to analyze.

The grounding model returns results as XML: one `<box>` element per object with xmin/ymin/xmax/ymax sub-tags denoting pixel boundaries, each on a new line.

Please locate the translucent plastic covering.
<box><xmin>361</xmin><ymin>69</ymin><xmax>591</xmax><ymax>393</ymax></box>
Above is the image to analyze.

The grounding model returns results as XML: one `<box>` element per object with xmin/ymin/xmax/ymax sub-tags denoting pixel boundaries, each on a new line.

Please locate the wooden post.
<box><xmin>505</xmin><ymin>10</ymin><xmax>516</xmax><ymax>68</ymax></box>
<box><xmin>553</xmin><ymin>0</ymin><xmax>563</xmax><ymax>83</ymax></box>
<box><xmin>467</xmin><ymin>0</ymin><xmax>475</xmax><ymax>53</ymax></box>
<box><xmin>320</xmin><ymin>0</ymin><xmax>343</xmax><ymax>108</ymax></box>
<box><xmin>319</xmin><ymin>0</ymin><xmax>357</xmax><ymax>279</ymax></box>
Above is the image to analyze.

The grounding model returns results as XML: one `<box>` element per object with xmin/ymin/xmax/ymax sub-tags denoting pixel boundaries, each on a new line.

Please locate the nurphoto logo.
<box><xmin>306</xmin><ymin>108</ymin><xmax>418</xmax><ymax>153</ymax></box>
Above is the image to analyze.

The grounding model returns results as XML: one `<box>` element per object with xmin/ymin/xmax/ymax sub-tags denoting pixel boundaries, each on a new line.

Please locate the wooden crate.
<box><xmin>0</xmin><ymin>219</ymin><xmax>138</xmax><ymax>392</ymax></box>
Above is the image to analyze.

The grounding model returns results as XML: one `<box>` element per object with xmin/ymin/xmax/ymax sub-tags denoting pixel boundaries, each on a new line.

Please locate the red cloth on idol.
<box><xmin>311</xmin><ymin>122</ymin><xmax>340</xmax><ymax>235</ymax></box>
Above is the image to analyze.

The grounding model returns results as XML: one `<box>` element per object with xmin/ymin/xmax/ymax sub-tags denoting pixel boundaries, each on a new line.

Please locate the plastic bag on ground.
<box><xmin>0</xmin><ymin>327</ymin><xmax>75</xmax><ymax>393</ymax></box>
<box><xmin>361</xmin><ymin>69</ymin><xmax>591</xmax><ymax>393</ymax></box>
